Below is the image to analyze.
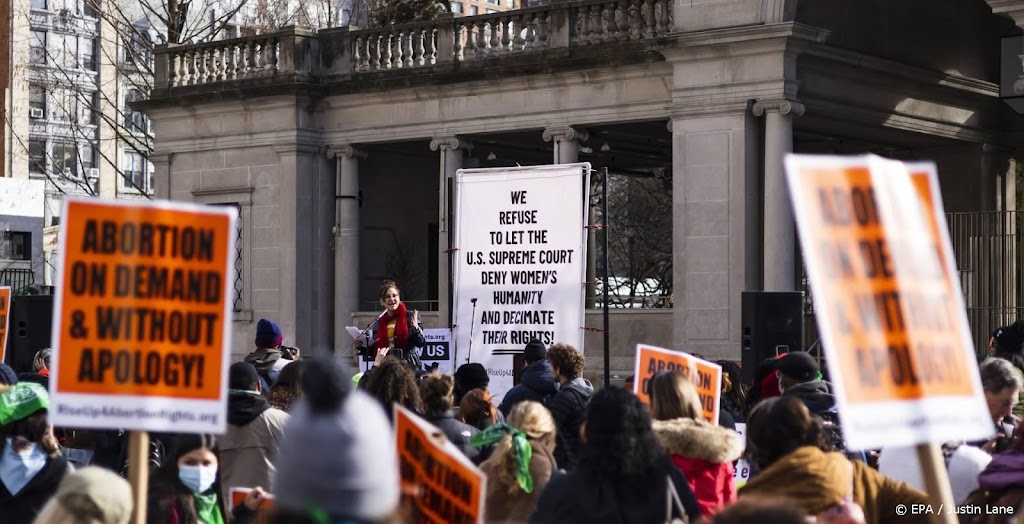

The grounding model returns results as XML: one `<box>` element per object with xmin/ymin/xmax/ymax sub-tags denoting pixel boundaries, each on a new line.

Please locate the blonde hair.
<box><xmin>649</xmin><ymin>370</ymin><xmax>703</xmax><ymax>421</ymax></box>
<box><xmin>490</xmin><ymin>401</ymin><xmax>556</xmax><ymax>495</ymax></box>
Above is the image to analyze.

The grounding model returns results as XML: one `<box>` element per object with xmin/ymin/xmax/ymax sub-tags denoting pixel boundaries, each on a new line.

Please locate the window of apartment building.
<box><xmin>89</xmin><ymin>91</ymin><xmax>99</xmax><ymax>125</ymax></box>
<box><xmin>470</xmin><ymin>5</ymin><xmax>478</xmax><ymax>15</ymax></box>
<box><xmin>53</xmin><ymin>88</ymin><xmax>77</xmax><ymax>122</ymax></box>
<box><xmin>123</xmin><ymin>150</ymin><xmax>152</xmax><ymax>192</ymax></box>
<box><xmin>506</xmin><ymin>0</ymin><xmax>514</xmax><ymax>7</ymax></box>
<box><xmin>83</xmin><ymin>37</ymin><xmax>97</xmax><ymax>71</ymax></box>
<box><xmin>83</xmin><ymin>0</ymin><xmax>99</xmax><ymax>18</ymax></box>
<box><xmin>485</xmin><ymin>8</ymin><xmax>496</xmax><ymax>13</ymax></box>
<box><xmin>451</xmin><ymin>2</ymin><xmax>463</xmax><ymax>12</ymax></box>
<box><xmin>486</xmin><ymin>0</ymin><xmax>499</xmax><ymax>4</ymax></box>
<box><xmin>29</xmin><ymin>84</ymin><xmax>46</xmax><ymax>120</ymax></box>
<box><xmin>222</xmin><ymin>24</ymin><xmax>238</xmax><ymax>40</ymax></box>
<box><xmin>30</xmin><ymin>31</ymin><xmax>46</xmax><ymax>65</ymax></box>
<box><xmin>124</xmin><ymin>89</ymin><xmax>148</xmax><ymax>133</ymax></box>
<box><xmin>1</xmin><ymin>232</ymin><xmax>32</xmax><ymax>261</ymax></box>
<box><xmin>60</xmin><ymin>34</ymin><xmax>78</xmax><ymax>69</ymax></box>
<box><xmin>124</xmin><ymin>30</ymin><xmax>153</xmax><ymax>68</ymax></box>
<box><xmin>52</xmin><ymin>142</ymin><xmax>78</xmax><ymax>177</ymax></box>
<box><xmin>31</xmin><ymin>0</ymin><xmax>46</xmax><ymax>10</ymax></box>
<box><xmin>29</xmin><ymin>141</ymin><xmax>46</xmax><ymax>174</ymax></box>
<box><xmin>79</xmin><ymin>143</ymin><xmax>96</xmax><ymax>171</ymax></box>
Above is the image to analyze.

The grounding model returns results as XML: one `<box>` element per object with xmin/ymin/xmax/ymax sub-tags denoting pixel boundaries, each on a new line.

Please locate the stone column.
<box><xmin>752</xmin><ymin>98</ymin><xmax>804</xmax><ymax>292</ymax></box>
<box><xmin>430</xmin><ymin>135</ymin><xmax>472</xmax><ymax>327</ymax></box>
<box><xmin>543</xmin><ymin>126</ymin><xmax>596</xmax><ymax>308</ymax></box>
<box><xmin>151</xmin><ymin>153</ymin><xmax>172</xmax><ymax>200</ymax></box>
<box><xmin>328</xmin><ymin>144</ymin><xmax>365</xmax><ymax>355</ymax></box>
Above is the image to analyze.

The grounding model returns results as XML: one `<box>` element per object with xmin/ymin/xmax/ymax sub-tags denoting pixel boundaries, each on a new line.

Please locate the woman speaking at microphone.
<box><xmin>355</xmin><ymin>280</ymin><xmax>426</xmax><ymax>371</ymax></box>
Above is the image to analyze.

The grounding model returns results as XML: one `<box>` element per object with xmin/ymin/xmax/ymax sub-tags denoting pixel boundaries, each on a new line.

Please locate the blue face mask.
<box><xmin>178</xmin><ymin>464</ymin><xmax>218</xmax><ymax>494</ymax></box>
<box><xmin>0</xmin><ymin>437</ymin><xmax>48</xmax><ymax>495</ymax></box>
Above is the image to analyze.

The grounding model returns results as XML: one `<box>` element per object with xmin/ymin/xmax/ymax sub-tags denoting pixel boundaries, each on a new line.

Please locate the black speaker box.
<box><xmin>741</xmin><ymin>291</ymin><xmax>804</xmax><ymax>384</ymax></box>
<box><xmin>5</xmin><ymin>295</ymin><xmax>54</xmax><ymax>374</ymax></box>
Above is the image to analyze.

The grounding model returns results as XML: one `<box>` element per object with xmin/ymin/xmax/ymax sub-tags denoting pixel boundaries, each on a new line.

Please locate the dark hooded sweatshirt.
<box><xmin>783</xmin><ymin>380</ymin><xmax>837</xmax><ymax>413</ymax></box>
<box><xmin>498</xmin><ymin>360</ymin><xmax>560</xmax><ymax>416</ymax></box>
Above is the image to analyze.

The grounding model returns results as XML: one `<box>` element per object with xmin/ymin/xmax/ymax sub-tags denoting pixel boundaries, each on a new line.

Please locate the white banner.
<box><xmin>453</xmin><ymin>164</ymin><xmax>589</xmax><ymax>399</ymax></box>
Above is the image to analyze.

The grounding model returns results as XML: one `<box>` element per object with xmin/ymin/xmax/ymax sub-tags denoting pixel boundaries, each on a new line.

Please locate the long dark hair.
<box><xmin>577</xmin><ymin>387</ymin><xmax>669</xmax><ymax>477</ymax></box>
<box><xmin>745</xmin><ymin>396</ymin><xmax>828</xmax><ymax>470</ymax></box>
<box><xmin>147</xmin><ymin>434</ymin><xmax>222</xmax><ymax>524</ymax></box>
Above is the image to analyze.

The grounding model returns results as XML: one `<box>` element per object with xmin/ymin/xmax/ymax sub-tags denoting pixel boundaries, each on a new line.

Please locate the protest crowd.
<box><xmin>5</xmin><ymin>300</ymin><xmax>1024</xmax><ymax>524</ymax></box>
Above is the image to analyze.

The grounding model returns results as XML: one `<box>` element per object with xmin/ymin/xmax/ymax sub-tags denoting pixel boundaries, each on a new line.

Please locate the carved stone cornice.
<box><xmin>430</xmin><ymin>136</ymin><xmax>473</xmax><ymax>152</ymax></box>
<box><xmin>326</xmin><ymin>144</ymin><xmax>367</xmax><ymax>160</ymax></box>
<box><xmin>752</xmin><ymin>99</ymin><xmax>806</xmax><ymax>118</ymax></box>
<box><xmin>542</xmin><ymin>126</ymin><xmax>589</xmax><ymax>143</ymax></box>
<box><xmin>149</xmin><ymin>153</ymin><xmax>173</xmax><ymax>166</ymax></box>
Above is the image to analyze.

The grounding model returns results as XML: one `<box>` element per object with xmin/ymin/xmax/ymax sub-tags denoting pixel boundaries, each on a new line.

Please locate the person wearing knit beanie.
<box><xmin>244</xmin><ymin>319</ymin><xmax>290</xmax><ymax>393</ymax></box>
<box><xmin>273</xmin><ymin>357</ymin><xmax>399</xmax><ymax>522</ymax></box>
<box><xmin>498</xmin><ymin>340</ymin><xmax>559</xmax><ymax>417</ymax></box>
<box><xmin>454</xmin><ymin>363</ymin><xmax>490</xmax><ymax>404</ymax></box>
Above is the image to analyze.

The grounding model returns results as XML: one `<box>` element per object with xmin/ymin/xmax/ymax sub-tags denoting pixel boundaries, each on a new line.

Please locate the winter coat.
<box><xmin>740</xmin><ymin>446</ymin><xmax>929</xmax><ymax>524</ymax></box>
<box><xmin>244</xmin><ymin>349</ymin><xmax>291</xmax><ymax>392</ymax></box>
<box><xmin>548</xmin><ymin>377</ymin><xmax>594</xmax><ymax>470</ymax></box>
<box><xmin>530</xmin><ymin>458</ymin><xmax>702</xmax><ymax>524</ymax></box>
<box><xmin>498</xmin><ymin>361</ymin><xmax>559</xmax><ymax>417</ymax></box>
<box><xmin>652</xmin><ymin>417</ymin><xmax>744</xmax><ymax>517</ymax></box>
<box><xmin>0</xmin><ymin>452</ymin><xmax>69</xmax><ymax>524</ymax></box>
<box><xmin>782</xmin><ymin>380</ymin><xmax>837</xmax><ymax>413</ymax></box>
<box><xmin>423</xmin><ymin>410</ymin><xmax>480</xmax><ymax>461</ymax></box>
<box><xmin>219</xmin><ymin>391</ymin><xmax>289</xmax><ymax>514</ymax></box>
<box><xmin>479</xmin><ymin>437</ymin><xmax>557</xmax><ymax>523</ymax></box>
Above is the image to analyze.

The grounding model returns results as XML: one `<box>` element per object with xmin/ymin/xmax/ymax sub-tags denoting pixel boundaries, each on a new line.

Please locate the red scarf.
<box><xmin>376</xmin><ymin>302</ymin><xmax>409</xmax><ymax>351</ymax></box>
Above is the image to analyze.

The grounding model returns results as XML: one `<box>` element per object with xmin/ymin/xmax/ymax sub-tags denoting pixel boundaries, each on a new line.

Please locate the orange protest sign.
<box><xmin>50</xmin><ymin>198</ymin><xmax>236</xmax><ymax>434</ymax></box>
<box><xmin>395</xmin><ymin>405</ymin><xmax>485</xmax><ymax>524</ymax></box>
<box><xmin>0</xmin><ymin>287</ymin><xmax>9</xmax><ymax>363</ymax></box>
<box><xmin>229</xmin><ymin>488</ymin><xmax>275</xmax><ymax>524</ymax></box>
<box><xmin>632</xmin><ymin>344</ymin><xmax>722</xmax><ymax>424</ymax></box>
<box><xmin>785</xmin><ymin>154</ymin><xmax>990</xmax><ymax>450</ymax></box>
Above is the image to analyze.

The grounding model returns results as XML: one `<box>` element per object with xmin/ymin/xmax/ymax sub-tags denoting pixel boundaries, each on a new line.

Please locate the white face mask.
<box><xmin>0</xmin><ymin>437</ymin><xmax>48</xmax><ymax>495</ymax></box>
<box><xmin>178</xmin><ymin>464</ymin><xmax>218</xmax><ymax>494</ymax></box>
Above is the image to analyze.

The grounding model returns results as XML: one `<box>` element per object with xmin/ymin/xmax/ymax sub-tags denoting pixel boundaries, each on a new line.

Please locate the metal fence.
<box><xmin>801</xmin><ymin>210</ymin><xmax>1024</xmax><ymax>358</ymax></box>
<box><xmin>0</xmin><ymin>268</ymin><xmax>35</xmax><ymax>295</ymax></box>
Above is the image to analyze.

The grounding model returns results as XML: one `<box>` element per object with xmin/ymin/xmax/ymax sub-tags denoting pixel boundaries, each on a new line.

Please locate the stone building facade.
<box><xmin>140</xmin><ymin>0</ymin><xmax>1024</xmax><ymax>381</ymax></box>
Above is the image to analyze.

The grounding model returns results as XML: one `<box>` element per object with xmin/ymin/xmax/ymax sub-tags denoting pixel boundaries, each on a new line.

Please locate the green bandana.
<box><xmin>471</xmin><ymin>424</ymin><xmax>534</xmax><ymax>493</ymax></box>
<box><xmin>194</xmin><ymin>491</ymin><xmax>225</xmax><ymax>524</ymax></box>
<box><xmin>0</xmin><ymin>382</ymin><xmax>48</xmax><ymax>426</ymax></box>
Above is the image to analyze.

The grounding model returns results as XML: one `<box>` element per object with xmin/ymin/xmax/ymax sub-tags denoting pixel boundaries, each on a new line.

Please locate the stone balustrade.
<box><xmin>151</xmin><ymin>0</ymin><xmax>675</xmax><ymax>92</ymax></box>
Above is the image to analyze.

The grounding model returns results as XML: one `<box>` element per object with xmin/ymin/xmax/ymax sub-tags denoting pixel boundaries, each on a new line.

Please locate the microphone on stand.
<box><xmin>467</xmin><ymin>298</ymin><xmax>479</xmax><ymax>363</ymax></box>
<box><xmin>357</xmin><ymin>309</ymin><xmax>388</xmax><ymax>371</ymax></box>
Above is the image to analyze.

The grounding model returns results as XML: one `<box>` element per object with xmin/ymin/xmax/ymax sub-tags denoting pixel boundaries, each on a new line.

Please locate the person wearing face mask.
<box><xmin>0</xmin><ymin>382</ymin><xmax>70</xmax><ymax>524</ymax></box>
<box><xmin>148</xmin><ymin>434</ymin><xmax>239</xmax><ymax>524</ymax></box>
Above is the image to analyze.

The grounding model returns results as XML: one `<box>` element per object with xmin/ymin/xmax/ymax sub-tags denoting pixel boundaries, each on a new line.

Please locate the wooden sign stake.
<box><xmin>916</xmin><ymin>442</ymin><xmax>957</xmax><ymax>524</ymax></box>
<box><xmin>129</xmin><ymin>431</ymin><xmax>150</xmax><ymax>524</ymax></box>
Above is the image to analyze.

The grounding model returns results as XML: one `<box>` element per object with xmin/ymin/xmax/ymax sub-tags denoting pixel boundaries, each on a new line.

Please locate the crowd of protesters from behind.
<box><xmin>545</xmin><ymin>343</ymin><xmax>594</xmax><ymax>470</ymax></box>
<box><xmin>650</xmin><ymin>370</ymin><xmax>744</xmax><ymax>518</ymax></box>
<box><xmin>498</xmin><ymin>339</ymin><xmax>559</xmax><ymax>416</ymax></box>
<box><xmin>740</xmin><ymin>395</ymin><xmax>929</xmax><ymax>524</ymax></box>
<box><xmin>531</xmin><ymin>387</ymin><xmax>702</xmax><ymax>523</ymax></box>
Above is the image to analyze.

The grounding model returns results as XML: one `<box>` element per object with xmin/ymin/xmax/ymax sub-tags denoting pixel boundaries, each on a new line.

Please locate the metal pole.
<box><xmin>602</xmin><ymin>167</ymin><xmax>611</xmax><ymax>388</ymax></box>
